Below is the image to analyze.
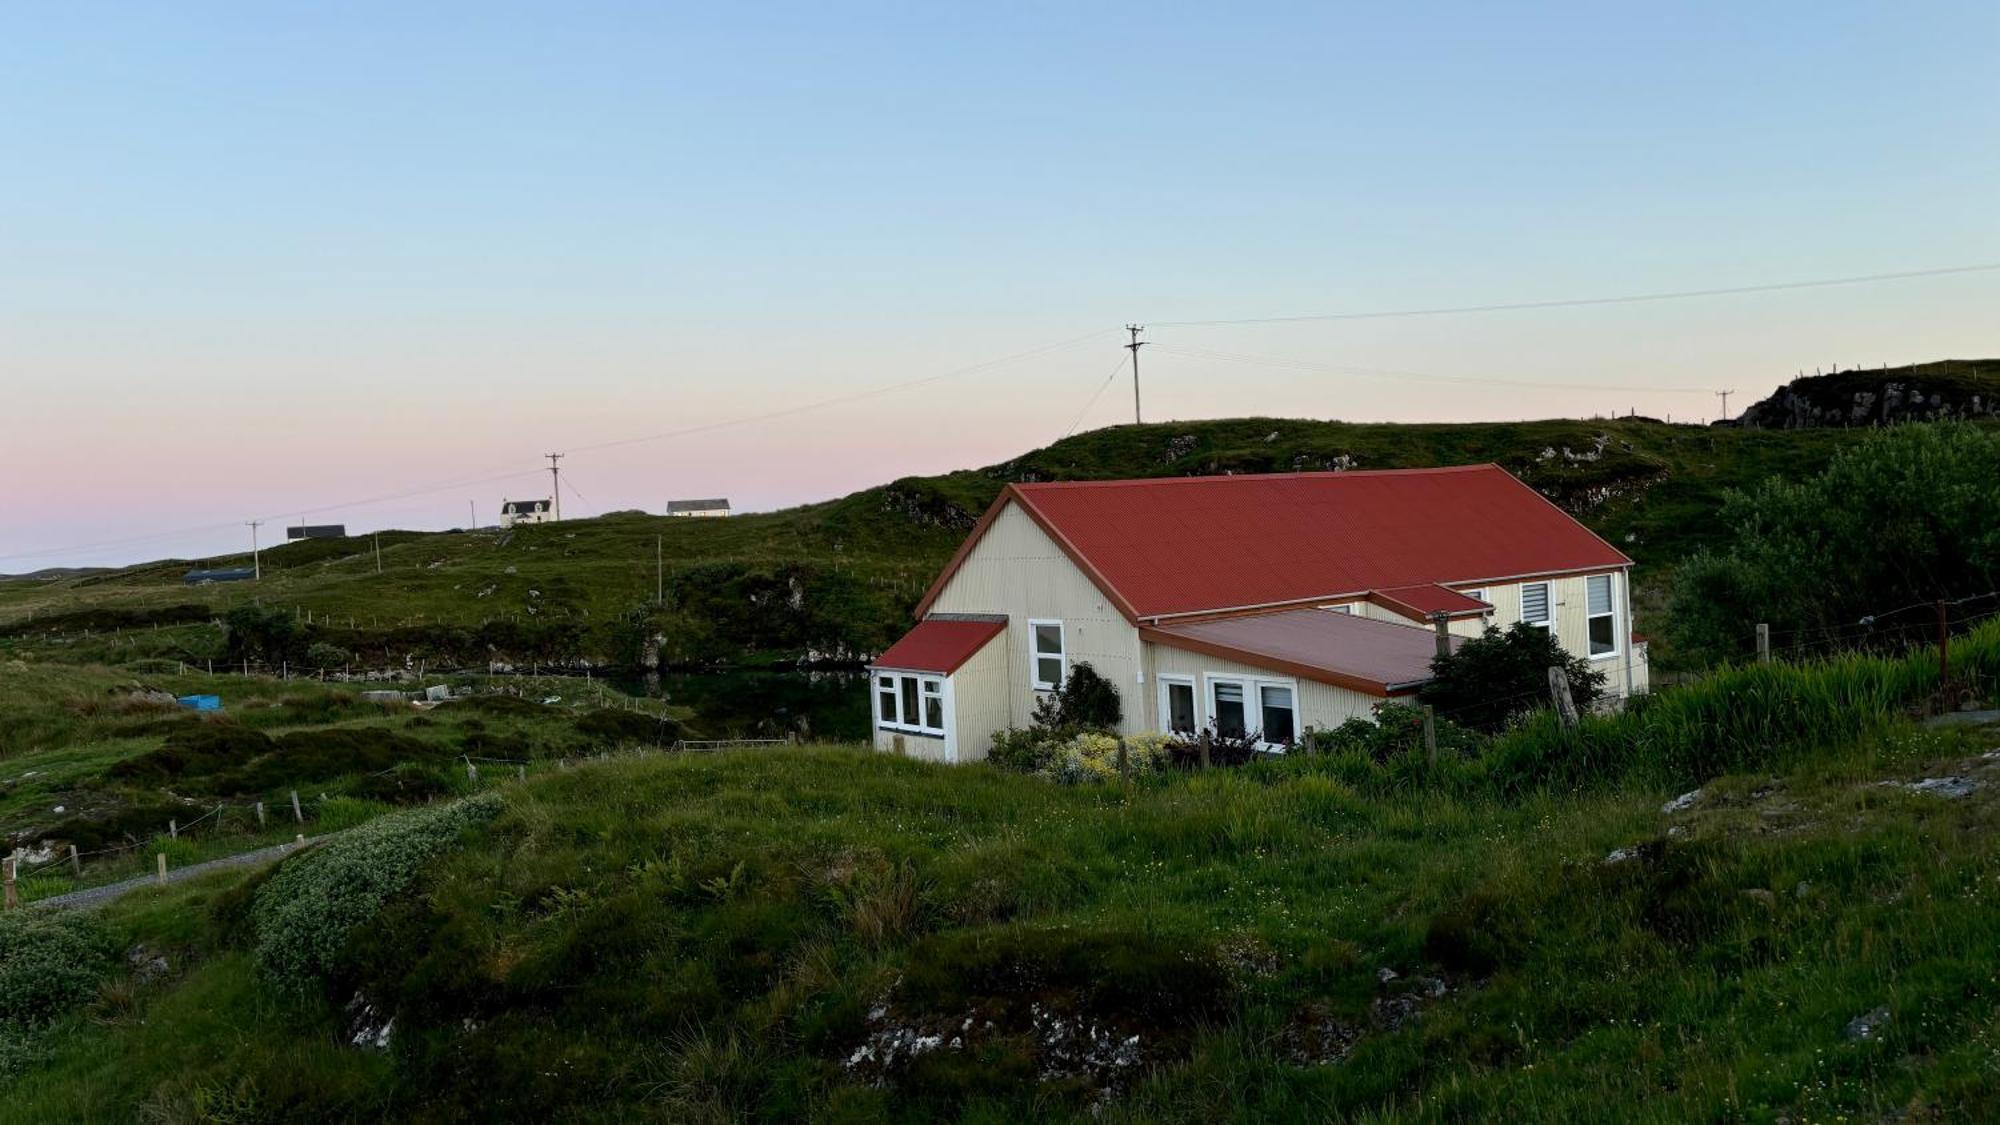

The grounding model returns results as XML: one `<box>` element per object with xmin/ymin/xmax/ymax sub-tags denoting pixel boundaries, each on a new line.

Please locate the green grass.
<box><xmin>4</xmin><ymin>693</ymin><xmax>1996</xmax><ymax>1121</ymax></box>
<box><xmin>2</xmin><ymin>416</ymin><xmax>1936</xmax><ymax>670</ymax></box>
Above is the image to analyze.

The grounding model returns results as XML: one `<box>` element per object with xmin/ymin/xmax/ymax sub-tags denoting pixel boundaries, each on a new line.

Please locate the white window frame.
<box><xmin>1321</xmin><ymin>603</ymin><xmax>1357</xmax><ymax>615</ymax></box>
<box><xmin>1157</xmin><ymin>675</ymin><xmax>1198</xmax><ymax>735</ymax></box>
<box><xmin>1200</xmin><ymin>673</ymin><xmax>1299</xmax><ymax>751</ymax></box>
<box><xmin>1520</xmin><ymin>581</ymin><xmax>1553</xmax><ymax>630</ymax></box>
<box><xmin>1028</xmin><ymin>619</ymin><xmax>1067</xmax><ymax>691</ymax></box>
<box><xmin>873</xmin><ymin>670</ymin><xmax>948</xmax><ymax>737</ymax></box>
<box><xmin>1585</xmin><ymin>573</ymin><xmax>1619</xmax><ymax>659</ymax></box>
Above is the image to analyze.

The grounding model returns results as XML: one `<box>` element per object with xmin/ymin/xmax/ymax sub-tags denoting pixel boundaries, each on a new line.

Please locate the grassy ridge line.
<box><xmin>0</xmin><ymin>418</ymin><xmax>1895</xmax><ymax>663</ymax></box>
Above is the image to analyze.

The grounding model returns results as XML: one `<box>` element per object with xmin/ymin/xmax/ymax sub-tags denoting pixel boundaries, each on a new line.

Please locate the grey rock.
<box><xmin>1905</xmin><ymin>776</ymin><xmax>1979</xmax><ymax>799</ymax></box>
<box><xmin>1661</xmin><ymin>788</ymin><xmax>1703</xmax><ymax>814</ymax></box>
<box><xmin>1845</xmin><ymin>1006</ymin><xmax>1890</xmax><ymax>1041</ymax></box>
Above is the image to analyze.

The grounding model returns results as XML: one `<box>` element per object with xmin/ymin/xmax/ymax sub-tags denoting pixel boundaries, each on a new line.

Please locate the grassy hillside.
<box><xmin>0</xmin><ymin>418</ymin><xmax>1891</xmax><ymax>669</ymax></box>
<box><xmin>4</xmin><ymin>686</ymin><xmax>1996</xmax><ymax>1121</ymax></box>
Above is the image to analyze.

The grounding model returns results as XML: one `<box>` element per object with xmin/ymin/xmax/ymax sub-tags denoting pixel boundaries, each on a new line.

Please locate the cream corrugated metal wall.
<box><xmin>1465</xmin><ymin>571</ymin><xmax>1647</xmax><ymax>697</ymax></box>
<box><xmin>927</xmin><ymin>502</ymin><xmax>1145</xmax><ymax>734</ymax></box>
<box><xmin>949</xmin><ymin>635</ymin><xmax>1012</xmax><ymax>762</ymax></box>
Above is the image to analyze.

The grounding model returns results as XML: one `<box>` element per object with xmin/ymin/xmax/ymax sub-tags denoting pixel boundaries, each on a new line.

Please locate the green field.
<box><xmin>0</xmin><ymin>417</ymin><xmax>1879</xmax><ymax>672</ymax></box>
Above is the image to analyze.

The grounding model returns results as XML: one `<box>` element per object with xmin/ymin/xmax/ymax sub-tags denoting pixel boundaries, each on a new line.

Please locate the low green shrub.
<box><xmin>252</xmin><ymin>793</ymin><xmax>504</xmax><ymax>992</ymax></box>
<box><xmin>0</xmin><ymin>910</ymin><xmax>118</xmax><ymax>1026</ymax></box>
<box><xmin>1303</xmin><ymin>702</ymin><xmax>1484</xmax><ymax>763</ymax></box>
<box><xmin>574</xmin><ymin>706</ymin><xmax>679</xmax><ymax>746</ymax></box>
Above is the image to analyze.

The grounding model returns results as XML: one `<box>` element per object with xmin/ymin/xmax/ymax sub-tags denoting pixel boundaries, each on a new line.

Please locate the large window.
<box><xmin>1210</xmin><ymin>679</ymin><xmax>1248</xmax><ymax>739</ymax></box>
<box><xmin>1258</xmin><ymin>683</ymin><xmax>1297</xmax><ymax>746</ymax></box>
<box><xmin>1586</xmin><ymin>574</ymin><xmax>1617</xmax><ymax>657</ymax></box>
<box><xmin>1521</xmin><ymin>582</ymin><xmax>1552</xmax><ymax>630</ymax></box>
<box><xmin>875</xmin><ymin>672</ymin><xmax>946</xmax><ymax>736</ymax></box>
<box><xmin>1203</xmin><ymin>676</ymin><xmax>1297</xmax><ymax>749</ymax></box>
<box><xmin>1161</xmin><ymin>678</ymin><xmax>1197</xmax><ymax>734</ymax></box>
<box><xmin>1030</xmin><ymin>620</ymin><xmax>1066</xmax><ymax>690</ymax></box>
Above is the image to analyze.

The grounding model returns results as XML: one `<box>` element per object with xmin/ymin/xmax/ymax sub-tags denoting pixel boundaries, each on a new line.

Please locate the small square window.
<box><xmin>1521</xmin><ymin>582</ymin><xmax>1551</xmax><ymax>628</ymax></box>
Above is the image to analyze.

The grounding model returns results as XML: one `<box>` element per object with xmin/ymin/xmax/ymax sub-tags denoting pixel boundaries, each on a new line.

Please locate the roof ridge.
<box><xmin>1010</xmin><ymin>464</ymin><xmax>1500</xmax><ymax>490</ymax></box>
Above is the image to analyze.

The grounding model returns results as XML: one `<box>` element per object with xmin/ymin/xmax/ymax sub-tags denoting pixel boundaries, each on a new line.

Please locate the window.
<box><xmin>1521</xmin><ymin>582</ymin><xmax>1551</xmax><ymax>629</ymax></box>
<box><xmin>1587</xmin><ymin>574</ymin><xmax>1617</xmax><ymax>657</ymax></box>
<box><xmin>1211</xmin><ymin>680</ymin><xmax>1247</xmax><ymax>739</ymax></box>
<box><xmin>1162</xmin><ymin>678</ymin><xmax>1197</xmax><ymax>734</ymax></box>
<box><xmin>875</xmin><ymin>671</ymin><xmax>946</xmax><ymax>736</ymax></box>
<box><xmin>1030</xmin><ymin>620</ymin><xmax>1066</xmax><ymax>690</ymax></box>
<box><xmin>1258</xmin><ymin>683</ymin><xmax>1296</xmax><ymax>746</ymax></box>
<box><xmin>1462</xmin><ymin>588</ymin><xmax>1486</xmax><ymax>605</ymax></box>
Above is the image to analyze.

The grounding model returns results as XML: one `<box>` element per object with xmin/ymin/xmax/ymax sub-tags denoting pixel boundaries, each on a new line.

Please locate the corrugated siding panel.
<box><xmin>951</xmin><ymin>632</ymin><xmax>1013</xmax><ymax>762</ymax></box>
<box><xmin>927</xmin><ymin>503</ymin><xmax>1144</xmax><ymax>733</ymax></box>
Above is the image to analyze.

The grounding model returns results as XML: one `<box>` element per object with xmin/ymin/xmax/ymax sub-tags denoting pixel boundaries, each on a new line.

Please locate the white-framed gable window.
<box><xmin>875</xmin><ymin>672</ymin><xmax>946</xmax><ymax>736</ymax></box>
<box><xmin>1521</xmin><ymin>582</ymin><xmax>1552</xmax><ymax>630</ymax></box>
<box><xmin>1030</xmin><ymin>620</ymin><xmax>1066</xmax><ymax>690</ymax></box>
<box><xmin>1586</xmin><ymin>574</ymin><xmax>1618</xmax><ymax>657</ymax></box>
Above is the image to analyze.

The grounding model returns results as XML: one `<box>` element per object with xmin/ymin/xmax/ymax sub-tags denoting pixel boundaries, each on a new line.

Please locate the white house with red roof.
<box><xmin>868</xmin><ymin>465</ymin><xmax>1647</xmax><ymax>763</ymax></box>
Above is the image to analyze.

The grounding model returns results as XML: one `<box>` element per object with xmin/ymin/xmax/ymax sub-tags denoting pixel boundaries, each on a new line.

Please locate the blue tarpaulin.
<box><xmin>176</xmin><ymin>694</ymin><xmax>222</xmax><ymax>711</ymax></box>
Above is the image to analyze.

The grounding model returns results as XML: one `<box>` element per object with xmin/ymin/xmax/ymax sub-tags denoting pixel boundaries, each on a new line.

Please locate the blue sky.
<box><xmin>4</xmin><ymin>2</ymin><xmax>1996</xmax><ymax>565</ymax></box>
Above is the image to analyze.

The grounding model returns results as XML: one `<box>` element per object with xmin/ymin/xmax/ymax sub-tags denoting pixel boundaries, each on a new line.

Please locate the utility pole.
<box><xmin>245</xmin><ymin>520</ymin><xmax>264</xmax><ymax>580</ymax></box>
<box><xmin>546</xmin><ymin>453</ymin><xmax>564</xmax><ymax>521</ymax></box>
<box><xmin>373</xmin><ymin>533</ymin><xmax>382</xmax><ymax>574</ymax></box>
<box><xmin>1125</xmin><ymin>324</ymin><xmax>1145</xmax><ymax>425</ymax></box>
<box><xmin>1714</xmin><ymin>389</ymin><xmax>1735</xmax><ymax>420</ymax></box>
<box><xmin>468</xmin><ymin>500</ymin><xmax>476</xmax><ymax>530</ymax></box>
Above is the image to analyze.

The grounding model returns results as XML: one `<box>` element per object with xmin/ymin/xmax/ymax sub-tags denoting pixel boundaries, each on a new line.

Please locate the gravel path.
<box><xmin>29</xmin><ymin>835</ymin><xmax>331</xmax><ymax>911</ymax></box>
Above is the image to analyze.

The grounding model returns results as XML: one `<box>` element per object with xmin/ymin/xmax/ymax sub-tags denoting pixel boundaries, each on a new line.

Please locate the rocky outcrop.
<box><xmin>1736</xmin><ymin>361</ymin><xmax>2000</xmax><ymax>429</ymax></box>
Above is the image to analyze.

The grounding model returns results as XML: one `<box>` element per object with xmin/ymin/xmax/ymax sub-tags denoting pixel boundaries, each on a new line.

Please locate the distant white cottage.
<box><xmin>870</xmin><ymin>466</ymin><xmax>1649</xmax><ymax>763</ymax></box>
<box><xmin>500</xmin><ymin>498</ymin><xmax>553</xmax><ymax>528</ymax></box>
<box><xmin>666</xmin><ymin>498</ymin><xmax>731</xmax><ymax>518</ymax></box>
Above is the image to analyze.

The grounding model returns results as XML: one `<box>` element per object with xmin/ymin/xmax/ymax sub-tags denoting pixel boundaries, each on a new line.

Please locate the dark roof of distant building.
<box><xmin>872</xmin><ymin>615</ymin><xmax>1007</xmax><ymax>674</ymax></box>
<box><xmin>914</xmin><ymin>465</ymin><xmax>1630</xmax><ymax>623</ymax></box>
<box><xmin>1143</xmin><ymin>608</ymin><xmax>1460</xmax><ymax>696</ymax></box>
<box><xmin>501</xmin><ymin>499</ymin><xmax>551</xmax><ymax>513</ymax></box>
<box><xmin>667</xmin><ymin>498</ymin><xmax>731</xmax><ymax>512</ymax></box>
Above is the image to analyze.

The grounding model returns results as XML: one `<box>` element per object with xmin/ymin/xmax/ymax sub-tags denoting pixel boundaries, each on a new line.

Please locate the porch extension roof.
<box><xmin>1142</xmin><ymin>608</ymin><xmax>1459</xmax><ymax>697</ymax></box>
<box><xmin>872</xmin><ymin>615</ymin><xmax>1007</xmax><ymax>675</ymax></box>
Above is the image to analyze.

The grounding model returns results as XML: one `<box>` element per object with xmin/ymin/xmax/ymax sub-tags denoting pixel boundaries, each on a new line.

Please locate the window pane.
<box><xmin>1213</xmin><ymin>682</ymin><xmax>1246</xmax><ymax>739</ymax></box>
<box><xmin>1259</xmin><ymin>685</ymin><xmax>1295</xmax><ymax>745</ymax></box>
<box><xmin>1589</xmin><ymin>612</ymin><xmax>1616</xmax><ymax>655</ymax></box>
<box><xmin>1167</xmin><ymin>683</ymin><xmax>1196</xmax><ymax>733</ymax></box>
<box><xmin>1037</xmin><ymin>656</ymin><xmax>1063</xmax><ymax>687</ymax></box>
<box><xmin>1034</xmin><ymin>623</ymin><xmax>1063</xmax><ymax>656</ymax></box>
<box><xmin>901</xmin><ymin>677</ymin><xmax>919</xmax><ymax>729</ymax></box>
<box><xmin>1587</xmin><ymin>575</ymin><xmax>1612</xmax><ymax>615</ymax></box>
<box><xmin>1522</xmin><ymin>583</ymin><xmax>1550</xmax><ymax>624</ymax></box>
<box><xmin>877</xmin><ymin>687</ymin><xmax>898</xmax><ymax>724</ymax></box>
<box><xmin>925</xmin><ymin>693</ymin><xmax>944</xmax><ymax>731</ymax></box>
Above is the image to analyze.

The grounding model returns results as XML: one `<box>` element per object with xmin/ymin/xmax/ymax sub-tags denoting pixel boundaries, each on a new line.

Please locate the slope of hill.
<box><xmin>0</xmin><ymin>418</ymin><xmax>1881</xmax><ymax>669</ymax></box>
<box><xmin>5</xmin><ymin>687</ymin><xmax>1997</xmax><ymax>1122</ymax></box>
<box><xmin>1736</xmin><ymin>359</ymin><xmax>2000</xmax><ymax>429</ymax></box>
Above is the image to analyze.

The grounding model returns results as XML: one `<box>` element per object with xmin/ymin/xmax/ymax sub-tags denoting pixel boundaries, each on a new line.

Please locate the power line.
<box><xmin>1151</xmin><ymin>262</ymin><xmax>2000</xmax><ymax>327</ymax></box>
<box><xmin>1063</xmin><ymin>354</ymin><xmax>1132</xmax><ymax>438</ymax></box>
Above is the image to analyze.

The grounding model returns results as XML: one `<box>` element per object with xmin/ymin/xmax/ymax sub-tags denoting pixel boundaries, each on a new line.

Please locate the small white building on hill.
<box><xmin>666</xmin><ymin>498</ymin><xmax>731</xmax><ymax>518</ymax></box>
<box><xmin>870</xmin><ymin>465</ymin><xmax>1648</xmax><ymax>763</ymax></box>
<box><xmin>500</xmin><ymin>498</ymin><xmax>553</xmax><ymax>528</ymax></box>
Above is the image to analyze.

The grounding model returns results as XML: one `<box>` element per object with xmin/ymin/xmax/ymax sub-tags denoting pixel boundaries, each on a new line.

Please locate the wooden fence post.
<box><xmin>169</xmin><ymin>818</ymin><xmax>178</xmax><ymax>839</ymax></box>
<box><xmin>1422</xmin><ymin>705</ymin><xmax>1438</xmax><ymax>764</ymax></box>
<box><xmin>290</xmin><ymin>790</ymin><xmax>304</xmax><ymax>823</ymax></box>
<box><xmin>1116</xmin><ymin>737</ymin><xmax>1130</xmax><ymax>781</ymax></box>
<box><xmin>69</xmin><ymin>845</ymin><xmax>81</xmax><ymax>878</ymax></box>
<box><xmin>1199</xmin><ymin>730</ymin><xmax>1212</xmax><ymax>770</ymax></box>
<box><xmin>4</xmin><ymin>851</ymin><xmax>17</xmax><ymax>910</ymax></box>
<box><xmin>467</xmin><ymin>761</ymin><xmax>479</xmax><ymax>783</ymax></box>
<box><xmin>1755</xmin><ymin>623</ymin><xmax>1770</xmax><ymax>663</ymax></box>
<box><xmin>156</xmin><ymin>853</ymin><xmax>168</xmax><ymax>886</ymax></box>
<box><xmin>516</xmin><ymin>764</ymin><xmax>526</xmax><ymax>783</ymax></box>
<box><xmin>256</xmin><ymin>801</ymin><xmax>266</xmax><ymax>827</ymax></box>
<box><xmin>1547</xmin><ymin>666</ymin><xmax>1580</xmax><ymax>729</ymax></box>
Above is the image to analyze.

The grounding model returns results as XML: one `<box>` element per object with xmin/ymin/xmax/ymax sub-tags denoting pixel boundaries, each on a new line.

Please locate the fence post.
<box><xmin>1422</xmin><ymin>705</ymin><xmax>1439</xmax><ymax>764</ymax></box>
<box><xmin>256</xmin><ymin>801</ymin><xmax>266</xmax><ymax>827</ymax></box>
<box><xmin>290</xmin><ymin>790</ymin><xmax>304</xmax><ymax>823</ymax></box>
<box><xmin>517</xmin><ymin>764</ymin><xmax>526</xmax><ymax>783</ymax></box>
<box><xmin>1937</xmin><ymin>599</ymin><xmax>1951</xmax><ymax>693</ymax></box>
<box><xmin>467</xmin><ymin>761</ymin><xmax>479</xmax><ymax>783</ymax></box>
<box><xmin>1755</xmin><ymin>623</ymin><xmax>1770</xmax><ymax>663</ymax></box>
<box><xmin>169</xmin><ymin>818</ymin><xmax>178</xmax><ymax>839</ymax></box>
<box><xmin>1116</xmin><ymin>736</ymin><xmax>1130</xmax><ymax>781</ymax></box>
<box><xmin>156</xmin><ymin>853</ymin><xmax>168</xmax><ymax>886</ymax></box>
<box><xmin>1547</xmin><ymin>666</ymin><xmax>1580</xmax><ymax>729</ymax></box>
<box><xmin>4</xmin><ymin>851</ymin><xmax>17</xmax><ymax>910</ymax></box>
<box><xmin>1199</xmin><ymin>730</ymin><xmax>1212</xmax><ymax>770</ymax></box>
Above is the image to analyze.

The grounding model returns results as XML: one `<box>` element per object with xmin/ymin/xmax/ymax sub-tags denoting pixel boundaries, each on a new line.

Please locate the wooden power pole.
<box><xmin>1125</xmin><ymin>324</ymin><xmax>1145</xmax><ymax>424</ymax></box>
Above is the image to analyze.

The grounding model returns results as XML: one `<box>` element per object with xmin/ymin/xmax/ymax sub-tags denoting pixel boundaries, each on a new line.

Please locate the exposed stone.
<box><xmin>1661</xmin><ymin>788</ymin><xmax>1703</xmax><ymax>814</ymax></box>
<box><xmin>1845</xmin><ymin>1006</ymin><xmax>1891</xmax><ymax>1041</ymax></box>
<box><xmin>1903</xmin><ymin>776</ymin><xmax>1979</xmax><ymax>799</ymax></box>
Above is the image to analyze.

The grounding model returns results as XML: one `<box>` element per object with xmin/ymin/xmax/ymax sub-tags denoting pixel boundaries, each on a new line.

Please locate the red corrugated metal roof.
<box><xmin>872</xmin><ymin>617</ymin><xmax>1006</xmax><ymax>674</ymax></box>
<box><xmin>1144</xmin><ymin>609</ymin><xmax>1459</xmax><ymax>696</ymax></box>
<box><xmin>917</xmin><ymin>465</ymin><xmax>1630</xmax><ymax>622</ymax></box>
<box><xmin>1368</xmin><ymin>583</ymin><xmax>1492</xmax><ymax>622</ymax></box>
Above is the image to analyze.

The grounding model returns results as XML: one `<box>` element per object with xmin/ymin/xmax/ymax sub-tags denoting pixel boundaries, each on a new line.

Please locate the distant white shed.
<box><xmin>666</xmin><ymin>498</ymin><xmax>731</xmax><ymax>518</ymax></box>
